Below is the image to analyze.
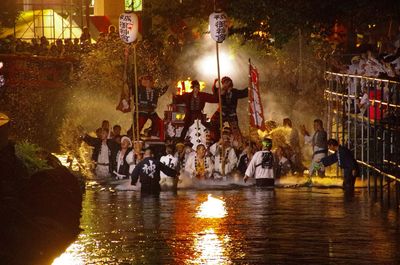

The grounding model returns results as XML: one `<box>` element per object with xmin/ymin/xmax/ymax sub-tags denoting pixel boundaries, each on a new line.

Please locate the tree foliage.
<box><xmin>0</xmin><ymin>0</ymin><xmax>20</xmax><ymax>29</ymax></box>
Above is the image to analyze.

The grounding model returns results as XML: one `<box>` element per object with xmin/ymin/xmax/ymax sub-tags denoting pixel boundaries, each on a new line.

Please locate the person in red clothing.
<box><xmin>173</xmin><ymin>80</ymin><xmax>218</xmax><ymax>141</ymax></box>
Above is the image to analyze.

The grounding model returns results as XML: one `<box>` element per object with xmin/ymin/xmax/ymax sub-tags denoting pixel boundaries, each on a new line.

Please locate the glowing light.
<box><xmin>196</xmin><ymin>51</ymin><xmax>235</xmax><ymax>80</ymax></box>
<box><xmin>53</xmin><ymin>153</ymin><xmax>80</xmax><ymax>171</ymax></box>
<box><xmin>196</xmin><ymin>194</ymin><xmax>227</xmax><ymax>219</ymax></box>
<box><xmin>176</xmin><ymin>79</ymin><xmax>206</xmax><ymax>95</ymax></box>
<box><xmin>192</xmin><ymin>228</ymin><xmax>230</xmax><ymax>265</ymax></box>
<box><xmin>0</xmin><ymin>9</ymin><xmax>83</xmax><ymax>40</ymax></box>
<box><xmin>51</xmin><ymin>243</ymin><xmax>85</xmax><ymax>265</ymax></box>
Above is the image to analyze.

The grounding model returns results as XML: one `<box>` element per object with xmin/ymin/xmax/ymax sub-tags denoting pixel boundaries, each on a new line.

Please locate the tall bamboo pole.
<box><xmin>216</xmin><ymin>42</ymin><xmax>225</xmax><ymax>176</ymax></box>
<box><xmin>248</xmin><ymin>58</ymin><xmax>252</xmax><ymax>143</ymax></box>
<box><xmin>133</xmin><ymin>44</ymin><xmax>140</xmax><ymax>141</ymax></box>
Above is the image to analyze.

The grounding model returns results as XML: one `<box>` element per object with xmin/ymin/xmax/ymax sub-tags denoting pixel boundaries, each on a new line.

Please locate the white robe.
<box><xmin>209</xmin><ymin>143</ymin><xmax>237</xmax><ymax>177</ymax></box>
<box><xmin>245</xmin><ymin>150</ymin><xmax>274</xmax><ymax>179</ymax></box>
<box><xmin>184</xmin><ymin>154</ymin><xmax>214</xmax><ymax>179</ymax></box>
<box><xmin>160</xmin><ymin>154</ymin><xmax>178</xmax><ymax>182</ymax></box>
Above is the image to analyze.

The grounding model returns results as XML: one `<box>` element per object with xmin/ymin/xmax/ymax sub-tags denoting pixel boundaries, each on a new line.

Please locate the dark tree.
<box><xmin>0</xmin><ymin>0</ymin><xmax>20</xmax><ymax>29</ymax></box>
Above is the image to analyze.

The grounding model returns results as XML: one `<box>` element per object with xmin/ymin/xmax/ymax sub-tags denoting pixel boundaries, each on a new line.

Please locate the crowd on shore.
<box><xmin>0</xmin><ymin>25</ymin><xmax>121</xmax><ymax>58</ymax></box>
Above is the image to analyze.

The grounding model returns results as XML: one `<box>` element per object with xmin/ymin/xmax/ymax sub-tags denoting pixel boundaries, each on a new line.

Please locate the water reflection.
<box><xmin>51</xmin><ymin>242</ymin><xmax>84</xmax><ymax>265</ymax></box>
<box><xmin>192</xmin><ymin>228</ymin><xmax>231</xmax><ymax>265</ymax></box>
<box><xmin>196</xmin><ymin>194</ymin><xmax>227</xmax><ymax>219</ymax></box>
<box><xmin>191</xmin><ymin>195</ymin><xmax>230</xmax><ymax>264</ymax></box>
<box><xmin>50</xmin><ymin>188</ymin><xmax>399</xmax><ymax>264</ymax></box>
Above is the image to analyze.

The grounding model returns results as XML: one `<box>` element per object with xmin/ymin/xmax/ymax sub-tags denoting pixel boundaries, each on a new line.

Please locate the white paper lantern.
<box><xmin>119</xmin><ymin>12</ymin><xmax>139</xmax><ymax>43</ymax></box>
<box><xmin>209</xmin><ymin>12</ymin><xmax>228</xmax><ymax>43</ymax></box>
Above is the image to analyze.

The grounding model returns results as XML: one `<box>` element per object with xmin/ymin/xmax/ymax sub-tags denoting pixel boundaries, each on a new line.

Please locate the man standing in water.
<box><xmin>131</xmin><ymin>147</ymin><xmax>177</xmax><ymax>195</ymax></box>
<box><xmin>82</xmin><ymin>128</ymin><xmax>118</xmax><ymax>179</ymax></box>
<box><xmin>301</xmin><ymin>119</ymin><xmax>328</xmax><ymax>177</ymax></box>
<box><xmin>283</xmin><ymin>118</ymin><xmax>304</xmax><ymax>175</ymax></box>
<box><xmin>320</xmin><ymin>139</ymin><xmax>359</xmax><ymax>192</ymax></box>
<box><xmin>185</xmin><ymin>143</ymin><xmax>214</xmax><ymax>180</ymax></box>
<box><xmin>244</xmin><ymin>137</ymin><xmax>275</xmax><ymax>187</ymax></box>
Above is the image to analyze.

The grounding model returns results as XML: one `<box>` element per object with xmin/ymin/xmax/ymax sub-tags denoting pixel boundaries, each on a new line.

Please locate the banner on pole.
<box><xmin>116</xmin><ymin>91</ymin><xmax>131</xmax><ymax>113</ymax></box>
<box><xmin>249</xmin><ymin>64</ymin><xmax>266</xmax><ymax>130</ymax></box>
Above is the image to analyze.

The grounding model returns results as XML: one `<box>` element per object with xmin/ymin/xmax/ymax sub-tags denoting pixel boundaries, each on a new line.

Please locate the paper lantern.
<box><xmin>209</xmin><ymin>12</ymin><xmax>228</xmax><ymax>43</ymax></box>
<box><xmin>119</xmin><ymin>12</ymin><xmax>139</xmax><ymax>43</ymax></box>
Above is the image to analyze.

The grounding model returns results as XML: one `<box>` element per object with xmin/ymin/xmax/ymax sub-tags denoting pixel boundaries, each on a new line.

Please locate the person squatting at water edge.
<box><xmin>320</xmin><ymin>139</ymin><xmax>359</xmax><ymax>192</ymax></box>
<box><xmin>300</xmin><ymin>119</ymin><xmax>328</xmax><ymax>177</ymax></box>
<box><xmin>211</xmin><ymin>76</ymin><xmax>248</xmax><ymax>142</ymax></box>
<box><xmin>243</xmin><ymin>137</ymin><xmax>275</xmax><ymax>187</ymax></box>
<box><xmin>131</xmin><ymin>147</ymin><xmax>178</xmax><ymax>195</ymax></box>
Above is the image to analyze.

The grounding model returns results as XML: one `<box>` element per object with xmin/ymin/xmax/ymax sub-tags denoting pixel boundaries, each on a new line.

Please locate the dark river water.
<box><xmin>51</xmin><ymin>186</ymin><xmax>400</xmax><ymax>265</ymax></box>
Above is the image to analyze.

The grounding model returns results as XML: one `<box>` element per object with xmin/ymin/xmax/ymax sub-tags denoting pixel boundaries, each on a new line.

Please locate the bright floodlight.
<box><xmin>196</xmin><ymin>51</ymin><xmax>235</xmax><ymax>80</ymax></box>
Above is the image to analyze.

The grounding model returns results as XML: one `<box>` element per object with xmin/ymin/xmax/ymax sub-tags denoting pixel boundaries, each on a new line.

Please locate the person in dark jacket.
<box><xmin>174</xmin><ymin>80</ymin><xmax>218</xmax><ymax>141</ymax></box>
<box><xmin>211</xmin><ymin>76</ymin><xmax>249</xmax><ymax>141</ymax></box>
<box><xmin>131</xmin><ymin>147</ymin><xmax>177</xmax><ymax>195</ymax></box>
<box><xmin>82</xmin><ymin>128</ymin><xmax>119</xmax><ymax>178</ymax></box>
<box><xmin>129</xmin><ymin>75</ymin><xmax>169</xmax><ymax>138</ymax></box>
<box><xmin>237</xmin><ymin>141</ymin><xmax>256</xmax><ymax>176</ymax></box>
<box><xmin>211</xmin><ymin>76</ymin><xmax>248</xmax><ymax>141</ymax></box>
<box><xmin>320</xmin><ymin>139</ymin><xmax>359</xmax><ymax>192</ymax></box>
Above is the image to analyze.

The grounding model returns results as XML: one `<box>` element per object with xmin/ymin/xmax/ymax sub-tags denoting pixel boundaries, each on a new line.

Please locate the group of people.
<box><xmin>80</xmin><ymin>115</ymin><xmax>359</xmax><ymax>195</ymax></box>
<box><xmin>79</xmin><ymin>73</ymin><xmax>360</xmax><ymax>195</ymax></box>
<box><xmin>0</xmin><ymin>25</ymin><xmax>119</xmax><ymax>58</ymax></box>
<box><xmin>128</xmin><ymin>75</ymin><xmax>248</xmax><ymax>143</ymax></box>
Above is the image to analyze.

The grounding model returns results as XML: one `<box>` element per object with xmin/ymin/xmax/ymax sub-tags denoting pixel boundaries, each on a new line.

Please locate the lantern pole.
<box><xmin>216</xmin><ymin>42</ymin><xmax>225</xmax><ymax>176</ymax></box>
<box><xmin>248</xmin><ymin>58</ymin><xmax>252</xmax><ymax>145</ymax></box>
<box><xmin>127</xmin><ymin>44</ymin><xmax>136</xmax><ymax>144</ymax></box>
<box><xmin>133</xmin><ymin>43</ymin><xmax>140</xmax><ymax>141</ymax></box>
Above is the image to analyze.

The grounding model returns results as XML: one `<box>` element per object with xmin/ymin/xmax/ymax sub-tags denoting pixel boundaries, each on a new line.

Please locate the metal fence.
<box><xmin>324</xmin><ymin>71</ymin><xmax>400</xmax><ymax>207</ymax></box>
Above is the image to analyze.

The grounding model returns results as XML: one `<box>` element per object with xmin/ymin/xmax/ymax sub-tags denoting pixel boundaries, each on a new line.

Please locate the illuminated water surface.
<box><xmin>51</xmin><ymin>187</ymin><xmax>400</xmax><ymax>264</ymax></box>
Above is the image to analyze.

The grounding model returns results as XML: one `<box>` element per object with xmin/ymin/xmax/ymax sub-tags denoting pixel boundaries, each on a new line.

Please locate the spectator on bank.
<box><xmin>80</xmin><ymin>26</ymin><xmax>91</xmax><ymax>45</ymax></box>
<box><xmin>49</xmin><ymin>43</ymin><xmax>59</xmax><ymax>57</ymax></box>
<box><xmin>39</xmin><ymin>36</ymin><xmax>49</xmax><ymax>56</ymax></box>
<box><xmin>30</xmin><ymin>38</ymin><xmax>40</xmax><ymax>55</ymax></box>
<box><xmin>73</xmin><ymin>38</ymin><xmax>81</xmax><ymax>53</ymax></box>
<box><xmin>55</xmin><ymin>39</ymin><xmax>65</xmax><ymax>57</ymax></box>
<box><xmin>64</xmin><ymin>38</ymin><xmax>74</xmax><ymax>56</ymax></box>
<box><xmin>107</xmin><ymin>25</ymin><xmax>119</xmax><ymax>41</ymax></box>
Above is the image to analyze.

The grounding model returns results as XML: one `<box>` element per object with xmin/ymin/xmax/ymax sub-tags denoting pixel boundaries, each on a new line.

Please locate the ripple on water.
<box><xmin>51</xmin><ymin>187</ymin><xmax>400</xmax><ymax>265</ymax></box>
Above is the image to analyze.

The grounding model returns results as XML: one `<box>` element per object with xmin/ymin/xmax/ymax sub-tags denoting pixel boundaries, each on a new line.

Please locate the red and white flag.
<box><xmin>249</xmin><ymin>63</ymin><xmax>266</xmax><ymax>130</ymax></box>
